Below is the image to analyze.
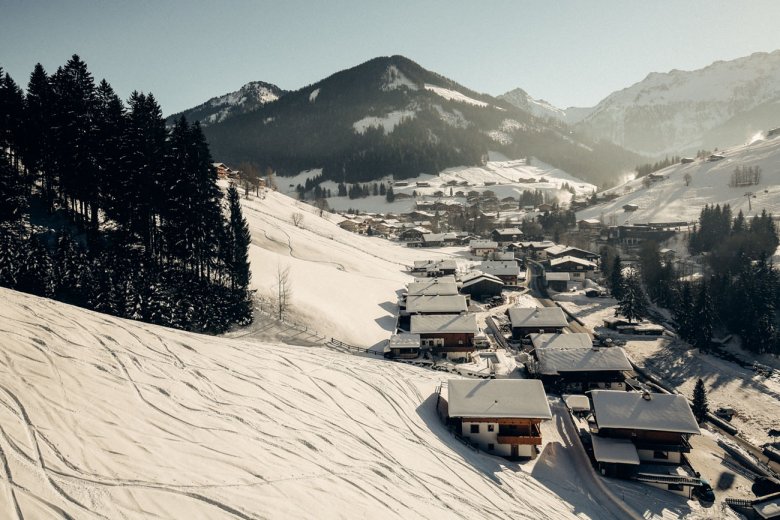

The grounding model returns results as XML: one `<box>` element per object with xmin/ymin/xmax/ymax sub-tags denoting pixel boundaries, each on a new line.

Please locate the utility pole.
<box><xmin>744</xmin><ymin>192</ymin><xmax>755</xmax><ymax>211</ymax></box>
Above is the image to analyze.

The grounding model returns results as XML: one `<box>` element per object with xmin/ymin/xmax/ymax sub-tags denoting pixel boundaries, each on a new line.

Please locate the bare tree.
<box><xmin>276</xmin><ymin>264</ymin><xmax>292</xmax><ymax>321</ymax></box>
<box><xmin>265</xmin><ymin>167</ymin><xmax>277</xmax><ymax>191</ymax></box>
<box><xmin>315</xmin><ymin>197</ymin><xmax>329</xmax><ymax>219</ymax></box>
<box><xmin>292</xmin><ymin>212</ymin><xmax>304</xmax><ymax>227</ymax></box>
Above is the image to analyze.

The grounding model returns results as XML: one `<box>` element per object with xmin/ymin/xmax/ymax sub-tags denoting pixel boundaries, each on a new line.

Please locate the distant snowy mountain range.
<box><xmin>500</xmin><ymin>50</ymin><xmax>780</xmax><ymax>157</ymax></box>
<box><xmin>168</xmin><ymin>55</ymin><xmax>641</xmax><ymax>186</ymax></box>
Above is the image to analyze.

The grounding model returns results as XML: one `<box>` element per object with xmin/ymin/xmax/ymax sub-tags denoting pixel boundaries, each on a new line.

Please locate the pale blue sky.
<box><xmin>2</xmin><ymin>0</ymin><xmax>779</xmax><ymax>115</ymax></box>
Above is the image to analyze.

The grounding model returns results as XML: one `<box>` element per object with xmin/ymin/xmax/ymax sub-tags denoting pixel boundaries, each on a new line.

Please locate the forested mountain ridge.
<box><xmin>185</xmin><ymin>55</ymin><xmax>642</xmax><ymax>185</ymax></box>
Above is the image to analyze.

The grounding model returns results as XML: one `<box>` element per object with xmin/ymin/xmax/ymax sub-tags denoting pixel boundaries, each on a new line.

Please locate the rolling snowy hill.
<box><xmin>578</xmin><ymin>133</ymin><xmax>780</xmax><ymax>226</ymax></box>
<box><xmin>0</xmin><ymin>287</ymin><xmax>621</xmax><ymax>519</ymax></box>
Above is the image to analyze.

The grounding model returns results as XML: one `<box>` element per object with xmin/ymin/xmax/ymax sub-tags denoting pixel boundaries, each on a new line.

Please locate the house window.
<box><xmin>470</xmin><ymin>424</ymin><xmax>480</xmax><ymax>434</ymax></box>
<box><xmin>488</xmin><ymin>443</ymin><xmax>495</xmax><ymax>451</ymax></box>
<box><xmin>653</xmin><ymin>450</ymin><xmax>669</xmax><ymax>460</ymax></box>
<box><xmin>488</xmin><ymin>424</ymin><xmax>495</xmax><ymax>432</ymax></box>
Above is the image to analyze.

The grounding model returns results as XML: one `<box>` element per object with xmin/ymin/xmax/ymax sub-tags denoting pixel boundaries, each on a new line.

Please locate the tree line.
<box><xmin>0</xmin><ymin>56</ymin><xmax>253</xmax><ymax>333</ymax></box>
<box><xmin>606</xmin><ymin>203</ymin><xmax>780</xmax><ymax>355</ymax></box>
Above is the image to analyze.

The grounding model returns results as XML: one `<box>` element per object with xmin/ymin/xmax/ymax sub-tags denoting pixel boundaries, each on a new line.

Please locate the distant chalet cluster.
<box><xmin>0</xmin><ymin>56</ymin><xmax>253</xmax><ymax>333</ymax></box>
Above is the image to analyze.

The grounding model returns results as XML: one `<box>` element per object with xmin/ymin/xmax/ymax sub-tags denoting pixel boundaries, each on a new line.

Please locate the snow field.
<box><xmin>0</xmin><ymin>288</ymin><xmax>600</xmax><ymax>519</ymax></box>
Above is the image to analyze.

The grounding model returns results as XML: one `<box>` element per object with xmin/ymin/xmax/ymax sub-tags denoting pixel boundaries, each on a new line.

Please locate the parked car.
<box><xmin>715</xmin><ymin>407</ymin><xmax>735</xmax><ymax>421</ymax></box>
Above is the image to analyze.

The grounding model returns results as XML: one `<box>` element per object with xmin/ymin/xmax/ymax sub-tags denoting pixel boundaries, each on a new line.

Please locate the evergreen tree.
<box><xmin>616</xmin><ymin>271</ymin><xmax>647</xmax><ymax>324</ymax></box>
<box><xmin>16</xmin><ymin>235</ymin><xmax>54</xmax><ymax>297</ymax></box>
<box><xmin>226</xmin><ymin>184</ymin><xmax>252</xmax><ymax>321</ymax></box>
<box><xmin>692</xmin><ymin>378</ymin><xmax>709</xmax><ymax>423</ymax></box>
<box><xmin>609</xmin><ymin>255</ymin><xmax>624</xmax><ymax>300</ymax></box>
<box><xmin>674</xmin><ymin>283</ymin><xmax>695</xmax><ymax>343</ymax></box>
<box><xmin>385</xmin><ymin>185</ymin><xmax>395</xmax><ymax>202</ymax></box>
<box><xmin>692</xmin><ymin>281</ymin><xmax>715</xmax><ymax>350</ymax></box>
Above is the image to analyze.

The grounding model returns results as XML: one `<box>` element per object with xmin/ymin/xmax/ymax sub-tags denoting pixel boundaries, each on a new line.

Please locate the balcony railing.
<box><xmin>497</xmin><ymin>424</ymin><xmax>542</xmax><ymax>445</ymax></box>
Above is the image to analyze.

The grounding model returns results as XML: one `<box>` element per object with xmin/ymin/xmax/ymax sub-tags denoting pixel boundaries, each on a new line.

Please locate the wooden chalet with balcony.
<box><xmin>447</xmin><ymin>379</ymin><xmax>552</xmax><ymax>459</ymax></box>
<box><xmin>508</xmin><ymin>306</ymin><xmax>568</xmax><ymax>339</ymax></box>
<box><xmin>411</xmin><ymin>314</ymin><xmax>478</xmax><ymax>360</ymax></box>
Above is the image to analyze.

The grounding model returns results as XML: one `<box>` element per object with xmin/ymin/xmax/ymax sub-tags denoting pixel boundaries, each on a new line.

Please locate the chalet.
<box><xmin>399</xmin><ymin>227</ymin><xmax>428</xmax><ymax>242</ymax></box>
<box><xmin>491</xmin><ymin>251</ymin><xmax>516</xmax><ymax>261</ymax></box>
<box><xmin>404</xmin><ymin>295</ymin><xmax>468</xmax><ymax>315</ymax></box>
<box><xmin>394</xmin><ymin>181</ymin><xmax>410</xmax><ymax>187</ymax></box>
<box><xmin>680</xmin><ymin>157</ymin><xmax>695</xmax><ymax>164</ymax></box>
<box><xmin>726</xmin><ymin>492</ymin><xmax>780</xmax><ymax>520</ymax></box>
<box><xmin>589</xmin><ymin>390</ymin><xmax>700</xmax><ymax>482</ymax></box>
<box><xmin>459</xmin><ymin>272</ymin><xmax>504</xmax><ymax>300</ymax></box>
<box><xmin>491</xmin><ymin>228</ymin><xmax>523</xmax><ymax>245</ymax></box>
<box><xmin>406</xmin><ymin>279</ymin><xmax>459</xmax><ymax>297</ymax></box>
<box><xmin>534</xmin><ymin>346</ymin><xmax>632</xmax><ymax>391</ymax></box>
<box><xmin>537</xmin><ymin>203</ymin><xmax>554</xmax><ymax>212</ymax></box>
<box><xmin>508</xmin><ymin>306</ymin><xmax>568</xmax><ymax>339</ymax></box>
<box><xmin>416</xmin><ymin>181</ymin><xmax>431</xmax><ymax>188</ymax></box>
<box><xmin>530</xmin><ymin>333</ymin><xmax>593</xmax><ymax>350</ymax></box>
<box><xmin>447</xmin><ymin>379</ymin><xmax>552</xmax><ymax>459</ymax></box>
<box><xmin>414</xmin><ymin>275</ymin><xmax>457</xmax><ymax>284</ymax></box>
<box><xmin>603</xmin><ymin>224</ymin><xmax>677</xmax><ymax>248</ymax></box>
<box><xmin>212</xmin><ymin>162</ymin><xmax>234</xmax><ymax>178</ymax></box>
<box><xmin>548</xmin><ymin>256</ymin><xmax>598</xmax><ymax>282</ymax></box>
<box><xmin>411</xmin><ymin>314</ymin><xmax>478</xmax><ymax>360</ymax></box>
<box><xmin>420</xmin><ymin>233</ymin><xmax>445</xmax><ymax>247</ymax></box>
<box><xmin>411</xmin><ymin>259</ymin><xmax>458</xmax><ymax>277</ymax></box>
<box><xmin>338</xmin><ymin>219</ymin><xmax>362</xmax><ymax>233</ymax></box>
<box><xmin>708</xmin><ymin>154</ymin><xmax>725</xmax><ymax>162</ymax></box>
<box><xmin>570</xmin><ymin>200</ymin><xmax>589</xmax><ymax>211</ymax></box>
<box><xmin>518</xmin><ymin>241</ymin><xmax>556</xmax><ymax>259</ymax></box>
<box><xmin>623</xmin><ymin>204</ymin><xmax>639</xmax><ymax>212</ymax></box>
<box><xmin>384</xmin><ymin>334</ymin><xmax>421</xmax><ymax>359</ymax></box>
<box><xmin>469</xmin><ymin>239</ymin><xmax>499</xmax><ymax>257</ymax></box>
<box><xmin>578</xmin><ymin>218</ymin><xmax>602</xmax><ymax>231</ymax></box>
<box><xmin>479</xmin><ymin>260</ymin><xmax>521</xmax><ymax>285</ymax></box>
<box><xmin>544</xmin><ymin>245</ymin><xmax>600</xmax><ymax>263</ymax></box>
<box><xmin>544</xmin><ymin>272</ymin><xmax>571</xmax><ymax>292</ymax></box>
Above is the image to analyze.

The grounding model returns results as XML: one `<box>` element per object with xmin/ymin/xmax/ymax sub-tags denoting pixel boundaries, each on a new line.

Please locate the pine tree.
<box><xmin>609</xmin><ymin>255</ymin><xmax>624</xmax><ymax>300</ymax></box>
<box><xmin>692</xmin><ymin>281</ymin><xmax>715</xmax><ymax>350</ymax></box>
<box><xmin>616</xmin><ymin>271</ymin><xmax>647</xmax><ymax>324</ymax></box>
<box><xmin>16</xmin><ymin>234</ymin><xmax>54</xmax><ymax>297</ymax></box>
<box><xmin>692</xmin><ymin>378</ymin><xmax>708</xmax><ymax>423</ymax></box>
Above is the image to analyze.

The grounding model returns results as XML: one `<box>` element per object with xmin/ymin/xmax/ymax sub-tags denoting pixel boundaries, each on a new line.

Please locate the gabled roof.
<box><xmin>422</xmin><ymin>233</ymin><xmax>446</xmax><ymax>242</ymax></box>
<box><xmin>508</xmin><ymin>307</ymin><xmax>568</xmax><ymax>329</ymax></box>
<box><xmin>530</xmin><ymin>333</ymin><xmax>592</xmax><ymax>350</ymax></box>
<box><xmin>414</xmin><ymin>275</ymin><xmax>456</xmax><ymax>284</ymax></box>
<box><xmin>519</xmin><ymin>241</ymin><xmax>556</xmax><ymax>250</ymax></box>
<box><xmin>536</xmin><ymin>347</ymin><xmax>632</xmax><ymax>375</ymax></box>
<box><xmin>460</xmin><ymin>272</ymin><xmax>504</xmax><ymax>289</ymax></box>
<box><xmin>479</xmin><ymin>260</ymin><xmax>520</xmax><ymax>277</ymax></box>
<box><xmin>544</xmin><ymin>272</ymin><xmax>571</xmax><ymax>281</ymax></box>
<box><xmin>411</xmin><ymin>314</ymin><xmax>477</xmax><ymax>334</ymax></box>
<box><xmin>549</xmin><ymin>256</ymin><xmax>597</xmax><ymax>268</ymax></box>
<box><xmin>469</xmin><ymin>239</ymin><xmax>498</xmax><ymax>249</ymax></box>
<box><xmin>493</xmin><ymin>227</ymin><xmax>523</xmax><ymax>236</ymax></box>
<box><xmin>406</xmin><ymin>280</ymin><xmax>459</xmax><ymax>296</ymax></box>
<box><xmin>406</xmin><ymin>295</ymin><xmax>468</xmax><ymax>314</ymax></box>
<box><xmin>448</xmin><ymin>379</ymin><xmax>552</xmax><ymax>419</ymax></box>
<box><xmin>591</xmin><ymin>390</ymin><xmax>700</xmax><ymax>435</ymax></box>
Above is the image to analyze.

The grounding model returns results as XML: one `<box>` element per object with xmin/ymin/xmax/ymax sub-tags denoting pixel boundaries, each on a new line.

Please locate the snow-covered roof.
<box><xmin>530</xmin><ymin>333</ymin><xmax>592</xmax><ymax>350</ymax></box>
<box><xmin>591</xmin><ymin>391</ymin><xmax>701</xmax><ymax>435</ymax></box>
<box><xmin>422</xmin><ymin>233</ymin><xmax>446</xmax><ymax>242</ymax></box>
<box><xmin>387</xmin><ymin>334</ymin><xmax>421</xmax><ymax>349</ymax></box>
<box><xmin>520</xmin><ymin>241</ymin><xmax>556</xmax><ymax>250</ymax></box>
<box><xmin>479</xmin><ymin>260</ymin><xmax>520</xmax><ymax>277</ymax></box>
<box><xmin>544</xmin><ymin>272</ymin><xmax>571</xmax><ymax>281</ymax></box>
<box><xmin>536</xmin><ymin>347</ymin><xmax>632</xmax><ymax>375</ymax></box>
<box><xmin>411</xmin><ymin>314</ymin><xmax>477</xmax><ymax>334</ymax></box>
<box><xmin>414</xmin><ymin>275</ymin><xmax>457</xmax><ymax>284</ymax></box>
<box><xmin>413</xmin><ymin>259</ymin><xmax>457</xmax><ymax>270</ymax></box>
<box><xmin>460</xmin><ymin>273</ymin><xmax>504</xmax><ymax>288</ymax></box>
<box><xmin>753</xmin><ymin>493</ymin><xmax>780</xmax><ymax>519</ymax></box>
<box><xmin>447</xmin><ymin>380</ymin><xmax>552</xmax><ymax>419</ymax></box>
<box><xmin>563</xmin><ymin>394</ymin><xmax>591</xmax><ymax>412</ymax></box>
<box><xmin>406</xmin><ymin>281</ymin><xmax>459</xmax><ymax>296</ymax></box>
<box><xmin>469</xmin><ymin>240</ymin><xmax>498</xmax><ymax>249</ymax></box>
<box><xmin>591</xmin><ymin>436</ymin><xmax>640</xmax><ymax>465</ymax></box>
<box><xmin>549</xmin><ymin>256</ymin><xmax>597</xmax><ymax>268</ymax></box>
<box><xmin>508</xmin><ymin>307</ymin><xmax>568</xmax><ymax>329</ymax></box>
<box><xmin>493</xmin><ymin>228</ymin><xmax>523</xmax><ymax>236</ymax></box>
<box><xmin>406</xmin><ymin>295</ymin><xmax>468</xmax><ymax>314</ymax></box>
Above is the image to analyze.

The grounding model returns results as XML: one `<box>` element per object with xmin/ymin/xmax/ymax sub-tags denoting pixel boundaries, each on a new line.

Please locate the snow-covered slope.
<box><xmin>575</xmin><ymin>50</ymin><xmax>780</xmax><ymax>156</ymax></box>
<box><xmin>578</xmin><ymin>134</ymin><xmax>780</xmax><ymax>225</ymax></box>
<box><xmin>166</xmin><ymin>80</ymin><xmax>285</xmax><ymax>126</ymax></box>
<box><xmin>239</xmin><ymin>188</ymin><xmax>463</xmax><ymax>348</ymax></box>
<box><xmin>498</xmin><ymin>88</ymin><xmax>567</xmax><ymax>121</ymax></box>
<box><xmin>0</xmin><ymin>288</ymin><xmax>602</xmax><ymax>519</ymax></box>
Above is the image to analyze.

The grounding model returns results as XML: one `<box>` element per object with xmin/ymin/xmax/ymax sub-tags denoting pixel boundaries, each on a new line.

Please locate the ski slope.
<box><xmin>579</xmin><ymin>135</ymin><xmax>780</xmax><ymax>225</ymax></box>
<box><xmin>0</xmin><ymin>288</ymin><xmax>599</xmax><ymax>519</ymax></box>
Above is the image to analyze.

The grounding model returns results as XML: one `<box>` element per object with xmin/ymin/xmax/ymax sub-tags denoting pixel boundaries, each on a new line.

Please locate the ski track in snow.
<box><xmin>0</xmin><ymin>288</ymin><xmax>603</xmax><ymax>519</ymax></box>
